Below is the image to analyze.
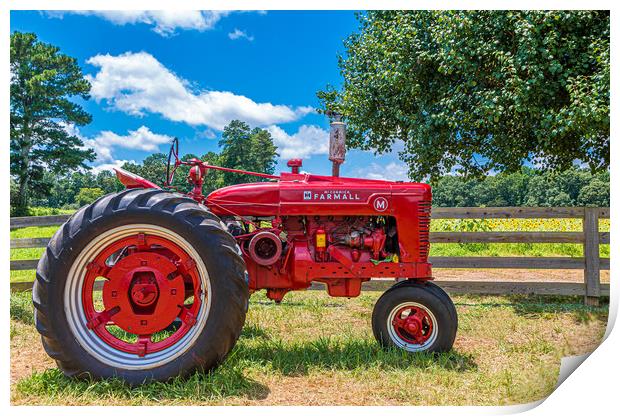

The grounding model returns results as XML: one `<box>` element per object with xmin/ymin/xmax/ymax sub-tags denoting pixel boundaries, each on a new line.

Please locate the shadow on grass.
<box><xmin>241</xmin><ymin>323</ymin><xmax>271</xmax><ymax>340</ymax></box>
<box><xmin>15</xmin><ymin>336</ymin><xmax>474</xmax><ymax>402</ymax></box>
<box><xmin>234</xmin><ymin>337</ymin><xmax>477</xmax><ymax>376</ymax></box>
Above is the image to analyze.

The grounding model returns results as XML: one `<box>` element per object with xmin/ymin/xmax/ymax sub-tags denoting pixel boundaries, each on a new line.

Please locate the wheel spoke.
<box><xmin>86</xmin><ymin>306</ymin><xmax>120</xmax><ymax>329</ymax></box>
<box><xmin>136</xmin><ymin>233</ymin><xmax>149</xmax><ymax>251</ymax></box>
<box><xmin>176</xmin><ymin>258</ymin><xmax>197</xmax><ymax>275</ymax></box>
<box><xmin>178</xmin><ymin>307</ymin><xmax>197</xmax><ymax>327</ymax></box>
<box><xmin>136</xmin><ymin>334</ymin><xmax>152</xmax><ymax>357</ymax></box>
<box><xmin>392</xmin><ymin>316</ymin><xmax>405</xmax><ymax>328</ymax></box>
<box><xmin>86</xmin><ymin>261</ymin><xmax>111</xmax><ymax>279</ymax></box>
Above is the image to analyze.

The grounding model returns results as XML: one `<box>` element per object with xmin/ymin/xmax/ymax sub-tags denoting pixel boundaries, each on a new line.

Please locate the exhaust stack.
<box><xmin>328</xmin><ymin>113</ymin><xmax>346</xmax><ymax>177</ymax></box>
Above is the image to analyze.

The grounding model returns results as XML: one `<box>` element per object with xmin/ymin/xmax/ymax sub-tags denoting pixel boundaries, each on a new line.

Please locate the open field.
<box><xmin>11</xmin><ymin>290</ymin><xmax>608</xmax><ymax>406</ymax></box>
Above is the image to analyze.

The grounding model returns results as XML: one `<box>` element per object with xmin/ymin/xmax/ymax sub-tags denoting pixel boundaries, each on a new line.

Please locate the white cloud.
<box><xmin>357</xmin><ymin>162</ymin><xmax>410</xmax><ymax>181</ymax></box>
<box><xmin>266</xmin><ymin>125</ymin><xmax>329</xmax><ymax>159</ymax></box>
<box><xmin>46</xmin><ymin>10</ymin><xmax>231</xmax><ymax>36</ymax></box>
<box><xmin>228</xmin><ymin>28</ymin><xmax>254</xmax><ymax>41</ymax></box>
<box><xmin>62</xmin><ymin>122</ymin><xmax>172</xmax><ymax>165</ymax></box>
<box><xmin>84</xmin><ymin>126</ymin><xmax>173</xmax><ymax>163</ymax></box>
<box><xmin>86</xmin><ymin>52</ymin><xmax>312</xmax><ymax>130</ymax></box>
<box><xmin>91</xmin><ymin>159</ymin><xmax>136</xmax><ymax>174</ymax></box>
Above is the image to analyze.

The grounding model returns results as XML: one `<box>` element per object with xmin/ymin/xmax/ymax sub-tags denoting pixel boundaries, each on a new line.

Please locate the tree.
<box><xmin>45</xmin><ymin>171</ymin><xmax>97</xmax><ymax>208</ymax></box>
<box><xmin>76</xmin><ymin>187</ymin><xmax>104</xmax><ymax>207</ymax></box>
<box><xmin>121</xmin><ymin>158</ymin><xmax>162</xmax><ymax>185</ymax></box>
<box><xmin>218</xmin><ymin>120</ymin><xmax>278</xmax><ymax>185</ymax></box>
<box><xmin>577</xmin><ymin>178</ymin><xmax>609</xmax><ymax>207</ymax></box>
<box><xmin>200</xmin><ymin>151</ymin><xmax>224</xmax><ymax>193</ymax></box>
<box><xmin>432</xmin><ymin>176</ymin><xmax>477</xmax><ymax>207</ymax></box>
<box><xmin>10</xmin><ymin>32</ymin><xmax>95</xmax><ymax>215</ymax></box>
<box><xmin>96</xmin><ymin>170</ymin><xmax>124</xmax><ymax>195</ymax></box>
<box><xmin>318</xmin><ymin>11</ymin><xmax>610</xmax><ymax>180</ymax></box>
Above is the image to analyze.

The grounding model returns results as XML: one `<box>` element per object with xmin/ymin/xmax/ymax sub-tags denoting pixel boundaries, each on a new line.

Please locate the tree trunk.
<box><xmin>14</xmin><ymin>174</ymin><xmax>29</xmax><ymax>216</ymax></box>
<box><xmin>13</xmin><ymin>129</ymin><xmax>32</xmax><ymax>216</ymax></box>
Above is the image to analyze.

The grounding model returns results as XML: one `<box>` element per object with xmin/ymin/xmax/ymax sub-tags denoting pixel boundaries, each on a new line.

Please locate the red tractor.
<box><xmin>34</xmin><ymin>117</ymin><xmax>457</xmax><ymax>384</ymax></box>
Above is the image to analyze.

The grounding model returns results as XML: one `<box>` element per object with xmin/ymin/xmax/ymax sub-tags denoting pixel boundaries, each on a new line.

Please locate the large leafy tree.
<box><xmin>10</xmin><ymin>32</ymin><xmax>95</xmax><ymax>215</ymax></box>
<box><xmin>318</xmin><ymin>11</ymin><xmax>610</xmax><ymax>180</ymax></box>
<box><xmin>218</xmin><ymin>120</ymin><xmax>279</xmax><ymax>185</ymax></box>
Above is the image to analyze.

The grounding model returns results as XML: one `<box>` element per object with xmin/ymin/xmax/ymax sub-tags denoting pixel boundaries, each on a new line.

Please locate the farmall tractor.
<box><xmin>34</xmin><ymin>117</ymin><xmax>457</xmax><ymax>384</ymax></box>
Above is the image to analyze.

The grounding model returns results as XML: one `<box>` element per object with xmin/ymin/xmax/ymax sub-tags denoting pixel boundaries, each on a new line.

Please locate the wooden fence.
<box><xmin>10</xmin><ymin>207</ymin><xmax>610</xmax><ymax>305</ymax></box>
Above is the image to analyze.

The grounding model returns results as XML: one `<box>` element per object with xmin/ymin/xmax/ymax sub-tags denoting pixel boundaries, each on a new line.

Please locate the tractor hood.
<box><xmin>206</xmin><ymin>172</ymin><xmax>431</xmax><ymax>218</ymax></box>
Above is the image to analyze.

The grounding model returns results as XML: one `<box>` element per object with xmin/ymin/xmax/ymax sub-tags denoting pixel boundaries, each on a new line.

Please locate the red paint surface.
<box><xmin>206</xmin><ymin>170</ymin><xmax>432</xmax><ymax>300</ymax></box>
<box><xmin>116</xmin><ymin>160</ymin><xmax>432</xmax><ymax>301</ymax></box>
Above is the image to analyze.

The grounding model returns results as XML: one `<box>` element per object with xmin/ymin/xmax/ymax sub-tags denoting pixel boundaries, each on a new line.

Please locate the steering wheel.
<box><xmin>165</xmin><ymin>137</ymin><xmax>180</xmax><ymax>186</ymax></box>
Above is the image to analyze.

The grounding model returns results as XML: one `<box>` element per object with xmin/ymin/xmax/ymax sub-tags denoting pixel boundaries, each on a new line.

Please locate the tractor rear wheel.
<box><xmin>372</xmin><ymin>281</ymin><xmax>457</xmax><ymax>353</ymax></box>
<box><xmin>33</xmin><ymin>189</ymin><xmax>248</xmax><ymax>384</ymax></box>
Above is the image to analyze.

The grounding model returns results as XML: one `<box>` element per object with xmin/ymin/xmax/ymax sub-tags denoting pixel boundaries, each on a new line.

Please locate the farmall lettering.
<box><xmin>303</xmin><ymin>189</ymin><xmax>361</xmax><ymax>201</ymax></box>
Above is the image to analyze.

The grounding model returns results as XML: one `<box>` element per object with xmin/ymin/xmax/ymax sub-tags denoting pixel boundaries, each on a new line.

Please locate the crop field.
<box><xmin>10</xmin><ymin>218</ymin><xmax>611</xmax><ymax>283</ymax></box>
<box><xmin>10</xmin><ymin>290</ymin><xmax>608</xmax><ymax>405</ymax></box>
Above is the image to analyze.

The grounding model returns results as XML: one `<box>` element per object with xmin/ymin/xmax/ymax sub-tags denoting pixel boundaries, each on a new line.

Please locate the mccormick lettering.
<box><xmin>303</xmin><ymin>190</ymin><xmax>361</xmax><ymax>201</ymax></box>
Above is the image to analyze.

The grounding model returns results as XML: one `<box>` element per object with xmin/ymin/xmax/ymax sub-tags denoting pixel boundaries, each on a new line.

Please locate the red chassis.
<box><xmin>115</xmin><ymin>158</ymin><xmax>433</xmax><ymax>302</ymax></box>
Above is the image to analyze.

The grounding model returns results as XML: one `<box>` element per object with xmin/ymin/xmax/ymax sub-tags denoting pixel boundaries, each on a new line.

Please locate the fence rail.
<box><xmin>9</xmin><ymin>207</ymin><xmax>610</xmax><ymax>305</ymax></box>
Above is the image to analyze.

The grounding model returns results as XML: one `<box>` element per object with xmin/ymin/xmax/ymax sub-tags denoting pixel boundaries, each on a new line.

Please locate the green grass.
<box><xmin>10</xmin><ymin>290</ymin><xmax>608</xmax><ymax>405</ymax></box>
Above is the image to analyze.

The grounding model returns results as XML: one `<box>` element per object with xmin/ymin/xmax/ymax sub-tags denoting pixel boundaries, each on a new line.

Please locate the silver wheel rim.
<box><xmin>386</xmin><ymin>301</ymin><xmax>438</xmax><ymax>352</ymax></box>
<box><xmin>64</xmin><ymin>224</ymin><xmax>211</xmax><ymax>370</ymax></box>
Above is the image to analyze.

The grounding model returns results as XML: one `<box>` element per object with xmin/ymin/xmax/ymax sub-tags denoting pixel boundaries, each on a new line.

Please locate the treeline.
<box><xmin>16</xmin><ymin>164</ymin><xmax>609</xmax><ymax>212</ymax></box>
<box><xmin>433</xmin><ymin>167</ymin><xmax>609</xmax><ymax>207</ymax></box>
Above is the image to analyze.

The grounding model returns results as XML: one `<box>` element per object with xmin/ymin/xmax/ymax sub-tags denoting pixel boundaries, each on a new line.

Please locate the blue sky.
<box><xmin>10</xmin><ymin>10</ymin><xmax>408</xmax><ymax>180</ymax></box>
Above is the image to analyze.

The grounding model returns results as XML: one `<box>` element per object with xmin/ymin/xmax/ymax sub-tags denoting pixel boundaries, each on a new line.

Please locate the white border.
<box><xmin>3</xmin><ymin>1</ymin><xmax>617</xmax><ymax>414</ymax></box>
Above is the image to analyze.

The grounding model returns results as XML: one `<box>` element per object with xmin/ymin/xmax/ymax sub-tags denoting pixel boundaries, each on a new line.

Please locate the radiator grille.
<box><xmin>418</xmin><ymin>202</ymin><xmax>431</xmax><ymax>261</ymax></box>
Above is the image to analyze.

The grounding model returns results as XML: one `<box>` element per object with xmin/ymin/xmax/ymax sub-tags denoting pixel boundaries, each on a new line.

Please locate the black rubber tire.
<box><xmin>392</xmin><ymin>280</ymin><xmax>458</xmax><ymax>326</ymax></box>
<box><xmin>33</xmin><ymin>188</ymin><xmax>249</xmax><ymax>385</ymax></box>
<box><xmin>372</xmin><ymin>280</ymin><xmax>457</xmax><ymax>353</ymax></box>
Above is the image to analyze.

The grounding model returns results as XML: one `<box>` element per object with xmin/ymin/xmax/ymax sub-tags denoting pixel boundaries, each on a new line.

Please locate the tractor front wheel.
<box><xmin>33</xmin><ymin>189</ymin><xmax>248</xmax><ymax>384</ymax></box>
<box><xmin>372</xmin><ymin>281</ymin><xmax>457</xmax><ymax>353</ymax></box>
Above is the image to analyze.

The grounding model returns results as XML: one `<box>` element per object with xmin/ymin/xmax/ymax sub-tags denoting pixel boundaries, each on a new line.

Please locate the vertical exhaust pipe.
<box><xmin>328</xmin><ymin>112</ymin><xmax>346</xmax><ymax>177</ymax></box>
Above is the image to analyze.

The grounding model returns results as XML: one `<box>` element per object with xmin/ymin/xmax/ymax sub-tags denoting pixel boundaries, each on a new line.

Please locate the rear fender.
<box><xmin>113</xmin><ymin>168</ymin><xmax>161</xmax><ymax>189</ymax></box>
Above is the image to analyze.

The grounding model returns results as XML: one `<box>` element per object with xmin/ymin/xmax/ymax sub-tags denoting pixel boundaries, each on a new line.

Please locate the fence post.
<box><xmin>583</xmin><ymin>207</ymin><xmax>601</xmax><ymax>306</ymax></box>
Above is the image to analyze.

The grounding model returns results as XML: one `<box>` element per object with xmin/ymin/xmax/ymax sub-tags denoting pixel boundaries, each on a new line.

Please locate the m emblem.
<box><xmin>373</xmin><ymin>197</ymin><xmax>389</xmax><ymax>212</ymax></box>
<box><xmin>303</xmin><ymin>191</ymin><xmax>312</xmax><ymax>200</ymax></box>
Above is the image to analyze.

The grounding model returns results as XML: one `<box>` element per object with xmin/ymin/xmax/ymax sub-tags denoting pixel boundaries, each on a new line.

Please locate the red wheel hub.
<box><xmin>81</xmin><ymin>233</ymin><xmax>204</xmax><ymax>357</ymax></box>
<box><xmin>102</xmin><ymin>252</ymin><xmax>185</xmax><ymax>335</ymax></box>
<box><xmin>391</xmin><ymin>305</ymin><xmax>434</xmax><ymax>345</ymax></box>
